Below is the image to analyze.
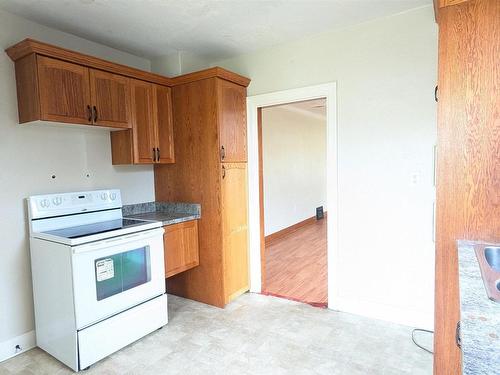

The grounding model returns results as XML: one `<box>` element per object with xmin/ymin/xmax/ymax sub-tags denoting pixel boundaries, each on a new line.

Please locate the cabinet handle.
<box><xmin>221</xmin><ymin>146</ymin><xmax>225</xmax><ymax>160</ymax></box>
<box><xmin>222</xmin><ymin>165</ymin><xmax>226</xmax><ymax>179</ymax></box>
<box><xmin>456</xmin><ymin>321</ymin><xmax>461</xmax><ymax>349</ymax></box>
<box><xmin>87</xmin><ymin>105</ymin><xmax>92</xmax><ymax>122</ymax></box>
<box><xmin>156</xmin><ymin>147</ymin><xmax>160</xmax><ymax>162</ymax></box>
<box><xmin>93</xmin><ymin>106</ymin><xmax>98</xmax><ymax>122</ymax></box>
<box><xmin>152</xmin><ymin>148</ymin><xmax>156</xmax><ymax>162</ymax></box>
<box><xmin>434</xmin><ymin>86</ymin><xmax>438</xmax><ymax>102</ymax></box>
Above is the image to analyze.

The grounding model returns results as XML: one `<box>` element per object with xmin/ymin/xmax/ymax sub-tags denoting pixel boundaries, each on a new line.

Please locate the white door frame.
<box><xmin>246</xmin><ymin>82</ymin><xmax>339</xmax><ymax>310</ymax></box>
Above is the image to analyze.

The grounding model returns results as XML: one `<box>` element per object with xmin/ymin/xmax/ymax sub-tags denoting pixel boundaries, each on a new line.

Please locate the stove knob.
<box><xmin>40</xmin><ymin>199</ymin><xmax>50</xmax><ymax>208</ymax></box>
<box><xmin>52</xmin><ymin>196</ymin><xmax>62</xmax><ymax>206</ymax></box>
<box><xmin>110</xmin><ymin>192</ymin><xmax>117</xmax><ymax>201</ymax></box>
<box><xmin>100</xmin><ymin>192</ymin><xmax>108</xmax><ymax>200</ymax></box>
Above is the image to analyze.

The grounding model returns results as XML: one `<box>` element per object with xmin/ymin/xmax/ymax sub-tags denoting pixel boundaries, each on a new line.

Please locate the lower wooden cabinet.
<box><xmin>163</xmin><ymin>220</ymin><xmax>200</xmax><ymax>278</ymax></box>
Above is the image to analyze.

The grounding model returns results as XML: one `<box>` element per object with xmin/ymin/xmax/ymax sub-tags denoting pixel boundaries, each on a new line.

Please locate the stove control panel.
<box><xmin>28</xmin><ymin>189</ymin><xmax>122</xmax><ymax>219</ymax></box>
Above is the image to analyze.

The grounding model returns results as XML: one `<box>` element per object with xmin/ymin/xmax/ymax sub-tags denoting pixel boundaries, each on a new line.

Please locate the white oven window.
<box><xmin>95</xmin><ymin>246</ymin><xmax>151</xmax><ymax>301</ymax></box>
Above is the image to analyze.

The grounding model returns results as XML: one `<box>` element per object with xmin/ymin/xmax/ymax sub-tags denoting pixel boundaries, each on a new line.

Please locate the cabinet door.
<box><xmin>217</xmin><ymin>79</ymin><xmax>247</xmax><ymax>162</ymax></box>
<box><xmin>37</xmin><ymin>56</ymin><xmax>91</xmax><ymax>125</ymax></box>
<box><xmin>164</xmin><ymin>220</ymin><xmax>200</xmax><ymax>278</ymax></box>
<box><xmin>154</xmin><ymin>85</ymin><xmax>175</xmax><ymax>163</ymax></box>
<box><xmin>89</xmin><ymin>69</ymin><xmax>131</xmax><ymax>129</ymax></box>
<box><xmin>130</xmin><ymin>79</ymin><xmax>156</xmax><ymax>163</ymax></box>
<box><xmin>221</xmin><ymin>163</ymin><xmax>249</xmax><ymax>303</ymax></box>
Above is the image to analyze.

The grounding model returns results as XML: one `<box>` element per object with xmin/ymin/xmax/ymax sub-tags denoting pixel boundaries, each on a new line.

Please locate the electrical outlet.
<box><xmin>316</xmin><ymin>206</ymin><xmax>324</xmax><ymax>220</ymax></box>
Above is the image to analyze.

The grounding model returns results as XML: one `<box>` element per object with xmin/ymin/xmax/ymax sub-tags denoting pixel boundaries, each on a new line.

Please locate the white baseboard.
<box><xmin>332</xmin><ymin>297</ymin><xmax>434</xmax><ymax>330</ymax></box>
<box><xmin>0</xmin><ymin>330</ymin><xmax>36</xmax><ymax>363</ymax></box>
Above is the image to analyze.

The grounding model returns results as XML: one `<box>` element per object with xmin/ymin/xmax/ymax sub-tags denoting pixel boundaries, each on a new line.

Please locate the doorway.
<box><xmin>259</xmin><ymin>99</ymin><xmax>328</xmax><ymax>306</ymax></box>
<box><xmin>246</xmin><ymin>83</ymin><xmax>339</xmax><ymax>310</ymax></box>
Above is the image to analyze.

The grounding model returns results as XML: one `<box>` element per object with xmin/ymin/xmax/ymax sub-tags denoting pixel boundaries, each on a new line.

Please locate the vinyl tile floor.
<box><xmin>0</xmin><ymin>293</ymin><xmax>433</xmax><ymax>375</ymax></box>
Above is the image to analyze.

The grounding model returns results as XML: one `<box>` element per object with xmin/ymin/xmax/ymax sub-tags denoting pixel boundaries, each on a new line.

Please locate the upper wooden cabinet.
<box><xmin>155</xmin><ymin>85</ymin><xmax>175</xmax><ymax>163</ymax></box>
<box><xmin>217</xmin><ymin>79</ymin><xmax>247</xmax><ymax>162</ymax></box>
<box><xmin>37</xmin><ymin>56</ymin><xmax>91</xmax><ymax>125</ymax></box>
<box><xmin>6</xmin><ymin>38</ymin><xmax>175</xmax><ymax>129</ymax></box>
<box><xmin>6</xmin><ymin>39</ymin><xmax>249</xmax><ymax>167</ymax></box>
<box><xmin>111</xmin><ymin>80</ymin><xmax>174</xmax><ymax>165</ymax></box>
<box><xmin>433</xmin><ymin>0</ymin><xmax>470</xmax><ymax>20</ymax></box>
<box><xmin>89</xmin><ymin>69</ymin><xmax>130</xmax><ymax>128</ymax></box>
<box><xmin>13</xmin><ymin>55</ymin><xmax>131</xmax><ymax>129</ymax></box>
<box><xmin>131</xmin><ymin>79</ymin><xmax>156</xmax><ymax>163</ymax></box>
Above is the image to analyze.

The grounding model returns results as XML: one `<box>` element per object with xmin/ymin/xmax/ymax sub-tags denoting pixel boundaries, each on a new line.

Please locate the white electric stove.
<box><xmin>28</xmin><ymin>189</ymin><xmax>168</xmax><ymax>371</ymax></box>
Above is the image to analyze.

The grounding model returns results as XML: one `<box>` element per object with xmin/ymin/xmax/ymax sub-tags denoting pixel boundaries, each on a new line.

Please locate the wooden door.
<box><xmin>154</xmin><ymin>85</ymin><xmax>175</xmax><ymax>163</ymax></box>
<box><xmin>89</xmin><ymin>69</ymin><xmax>131</xmax><ymax>129</ymax></box>
<box><xmin>217</xmin><ymin>79</ymin><xmax>247</xmax><ymax>162</ymax></box>
<box><xmin>434</xmin><ymin>1</ymin><xmax>500</xmax><ymax>374</ymax></box>
<box><xmin>37</xmin><ymin>56</ymin><xmax>91</xmax><ymax>125</ymax></box>
<box><xmin>221</xmin><ymin>163</ymin><xmax>249</xmax><ymax>303</ymax></box>
<box><xmin>164</xmin><ymin>221</ymin><xmax>200</xmax><ymax>278</ymax></box>
<box><xmin>130</xmin><ymin>79</ymin><xmax>156</xmax><ymax>163</ymax></box>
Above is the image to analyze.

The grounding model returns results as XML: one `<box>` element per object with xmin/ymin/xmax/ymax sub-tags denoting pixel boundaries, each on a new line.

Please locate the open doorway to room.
<box><xmin>258</xmin><ymin>99</ymin><xmax>327</xmax><ymax>307</ymax></box>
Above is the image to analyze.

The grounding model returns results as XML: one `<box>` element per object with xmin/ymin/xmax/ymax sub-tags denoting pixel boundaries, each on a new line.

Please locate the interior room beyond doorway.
<box><xmin>260</xmin><ymin>98</ymin><xmax>328</xmax><ymax>306</ymax></box>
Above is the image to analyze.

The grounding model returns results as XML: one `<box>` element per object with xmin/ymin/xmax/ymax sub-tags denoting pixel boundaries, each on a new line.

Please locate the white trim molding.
<box><xmin>246</xmin><ymin>82</ymin><xmax>339</xmax><ymax>310</ymax></box>
<box><xmin>0</xmin><ymin>330</ymin><xmax>35</xmax><ymax>363</ymax></box>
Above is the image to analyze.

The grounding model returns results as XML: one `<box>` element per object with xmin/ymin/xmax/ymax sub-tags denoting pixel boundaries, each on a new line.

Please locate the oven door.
<box><xmin>71</xmin><ymin>227</ymin><xmax>165</xmax><ymax>329</ymax></box>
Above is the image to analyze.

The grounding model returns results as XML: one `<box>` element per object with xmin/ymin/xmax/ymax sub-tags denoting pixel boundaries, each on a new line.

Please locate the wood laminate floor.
<box><xmin>264</xmin><ymin>218</ymin><xmax>327</xmax><ymax>306</ymax></box>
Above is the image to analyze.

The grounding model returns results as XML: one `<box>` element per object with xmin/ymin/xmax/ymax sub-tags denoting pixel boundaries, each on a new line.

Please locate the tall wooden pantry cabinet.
<box><xmin>433</xmin><ymin>1</ymin><xmax>499</xmax><ymax>374</ymax></box>
<box><xmin>154</xmin><ymin>68</ymin><xmax>250</xmax><ymax>307</ymax></box>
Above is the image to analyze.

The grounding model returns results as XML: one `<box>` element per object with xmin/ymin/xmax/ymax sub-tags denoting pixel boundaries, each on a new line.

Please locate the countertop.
<box><xmin>458</xmin><ymin>240</ymin><xmax>500</xmax><ymax>375</ymax></box>
<box><xmin>122</xmin><ymin>202</ymin><xmax>201</xmax><ymax>226</ymax></box>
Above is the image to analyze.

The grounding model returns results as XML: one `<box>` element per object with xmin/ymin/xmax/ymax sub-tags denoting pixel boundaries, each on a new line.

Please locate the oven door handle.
<box><xmin>72</xmin><ymin>228</ymin><xmax>164</xmax><ymax>254</ymax></box>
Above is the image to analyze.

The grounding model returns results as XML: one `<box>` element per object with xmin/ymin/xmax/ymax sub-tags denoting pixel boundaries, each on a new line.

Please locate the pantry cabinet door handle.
<box><xmin>87</xmin><ymin>105</ymin><xmax>92</xmax><ymax>122</ymax></box>
<box><xmin>156</xmin><ymin>147</ymin><xmax>160</xmax><ymax>162</ymax></box>
<box><xmin>221</xmin><ymin>145</ymin><xmax>225</xmax><ymax>160</ymax></box>
<box><xmin>93</xmin><ymin>106</ymin><xmax>98</xmax><ymax>122</ymax></box>
<box><xmin>456</xmin><ymin>321</ymin><xmax>461</xmax><ymax>349</ymax></box>
<box><xmin>222</xmin><ymin>165</ymin><xmax>226</xmax><ymax>179</ymax></box>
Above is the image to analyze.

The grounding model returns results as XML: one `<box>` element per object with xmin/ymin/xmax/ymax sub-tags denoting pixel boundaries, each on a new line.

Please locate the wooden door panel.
<box><xmin>434</xmin><ymin>1</ymin><xmax>500</xmax><ymax>374</ymax></box>
<box><xmin>221</xmin><ymin>163</ymin><xmax>249</xmax><ymax>303</ymax></box>
<box><xmin>130</xmin><ymin>79</ymin><xmax>155</xmax><ymax>163</ymax></box>
<box><xmin>164</xmin><ymin>221</ymin><xmax>199</xmax><ymax>278</ymax></box>
<box><xmin>90</xmin><ymin>69</ymin><xmax>131</xmax><ymax>129</ymax></box>
<box><xmin>37</xmin><ymin>56</ymin><xmax>91</xmax><ymax>124</ymax></box>
<box><xmin>154</xmin><ymin>85</ymin><xmax>175</xmax><ymax>163</ymax></box>
<box><xmin>217</xmin><ymin>79</ymin><xmax>247</xmax><ymax>162</ymax></box>
<box><xmin>181</xmin><ymin>220</ymin><xmax>200</xmax><ymax>272</ymax></box>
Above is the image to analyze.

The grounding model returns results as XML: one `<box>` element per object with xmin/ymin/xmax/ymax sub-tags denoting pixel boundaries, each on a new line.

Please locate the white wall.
<box><xmin>262</xmin><ymin>106</ymin><xmax>326</xmax><ymax>235</ymax></box>
<box><xmin>151</xmin><ymin>51</ymin><xmax>211</xmax><ymax>76</ymax></box>
<box><xmin>209</xmin><ymin>6</ymin><xmax>438</xmax><ymax>328</ymax></box>
<box><xmin>0</xmin><ymin>10</ymin><xmax>155</xmax><ymax>359</ymax></box>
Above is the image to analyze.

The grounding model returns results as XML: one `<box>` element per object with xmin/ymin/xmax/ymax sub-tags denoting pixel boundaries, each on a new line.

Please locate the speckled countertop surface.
<box><xmin>458</xmin><ymin>240</ymin><xmax>500</xmax><ymax>375</ymax></box>
<box><xmin>122</xmin><ymin>202</ymin><xmax>201</xmax><ymax>226</ymax></box>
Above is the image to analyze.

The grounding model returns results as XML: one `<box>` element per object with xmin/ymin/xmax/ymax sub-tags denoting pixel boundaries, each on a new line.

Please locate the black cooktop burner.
<box><xmin>43</xmin><ymin>219</ymin><xmax>150</xmax><ymax>239</ymax></box>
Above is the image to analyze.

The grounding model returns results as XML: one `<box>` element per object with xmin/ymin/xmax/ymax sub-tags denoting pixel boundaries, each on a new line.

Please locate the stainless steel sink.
<box><xmin>475</xmin><ymin>245</ymin><xmax>500</xmax><ymax>302</ymax></box>
<box><xmin>484</xmin><ymin>247</ymin><xmax>500</xmax><ymax>272</ymax></box>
